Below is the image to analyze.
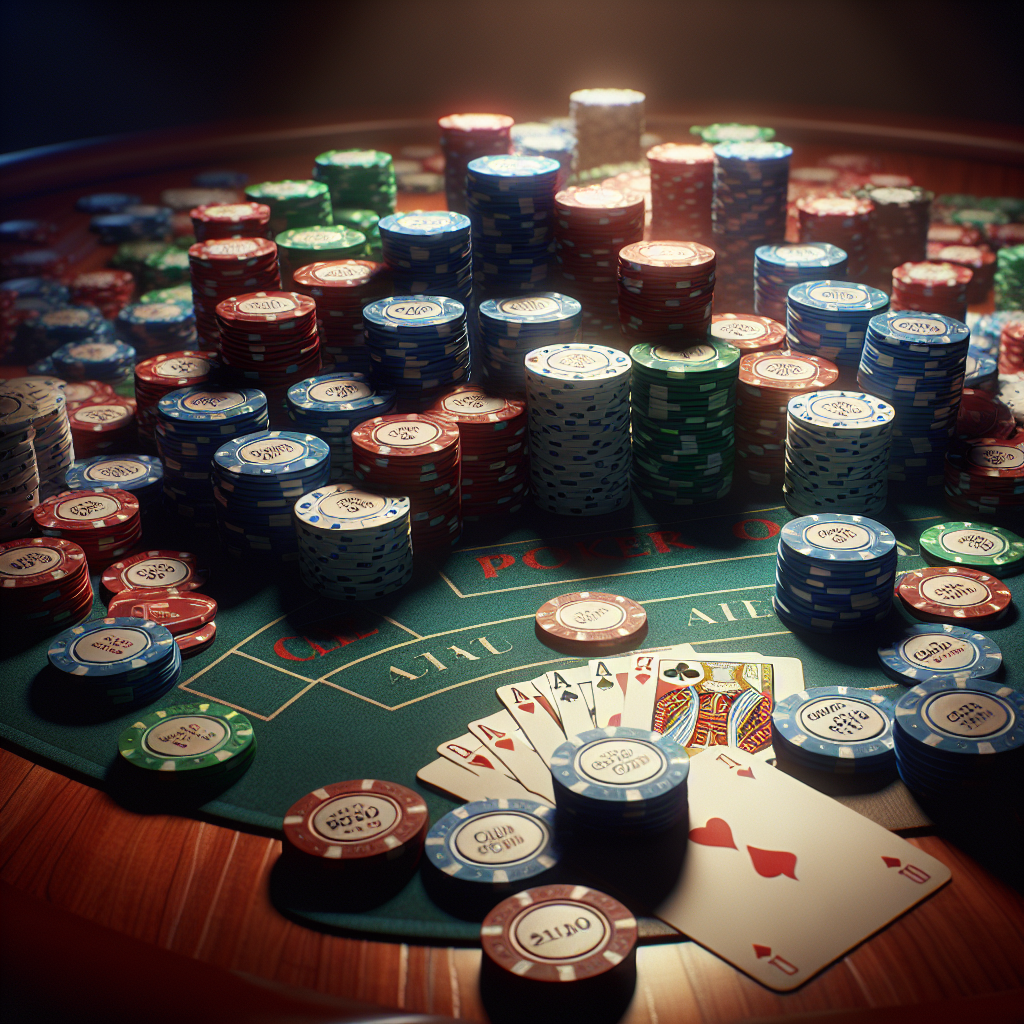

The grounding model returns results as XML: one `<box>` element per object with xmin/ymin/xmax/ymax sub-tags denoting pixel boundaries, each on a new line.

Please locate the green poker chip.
<box><xmin>139</xmin><ymin>284</ymin><xmax>193</xmax><ymax>304</ymax></box>
<box><xmin>690</xmin><ymin>122</ymin><xmax>775</xmax><ymax>144</ymax></box>
<box><xmin>919</xmin><ymin>521</ymin><xmax>1024</xmax><ymax>576</ymax></box>
<box><xmin>245</xmin><ymin>179</ymin><xmax>333</xmax><ymax>233</ymax></box>
<box><xmin>143</xmin><ymin>246</ymin><xmax>191</xmax><ymax>288</ymax></box>
<box><xmin>630</xmin><ymin>339</ymin><xmax>741</xmax><ymax>377</ymax></box>
<box><xmin>118</xmin><ymin>701</ymin><xmax>256</xmax><ymax>777</ymax></box>
<box><xmin>313</xmin><ymin>149</ymin><xmax>397</xmax><ymax>218</ymax></box>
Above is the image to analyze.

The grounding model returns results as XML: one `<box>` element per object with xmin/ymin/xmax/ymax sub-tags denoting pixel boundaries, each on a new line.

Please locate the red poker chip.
<box><xmin>946</xmin><ymin>436</ymin><xmax>1024</xmax><ymax>479</ymax></box>
<box><xmin>292</xmin><ymin>260</ymin><xmax>385</xmax><ymax>291</ymax></box>
<box><xmin>928</xmin><ymin>223</ymin><xmax>982</xmax><ymax>247</ymax></box>
<box><xmin>896</xmin><ymin>566</ymin><xmax>1012</xmax><ymax>625</ymax></box>
<box><xmin>797</xmin><ymin>195</ymin><xmax>874</xmax><ymax>219</ymax></box>
<box><xmin>189</xmin><ymin>237</ymin><xmax>277</xmax><ymax>265</ymax></box>
<box><xmin>33</xmin><ymin>489</ymin><xmax>140</xmax><ymax>532</ymax></box>
<box><xmin>439</xmin><ymin>113</ymin><xmax>514</xmax><ymax>134</ymax></box>
<box><xmin>134</xmin><ymin>350</ymin><xmax>220</xmax><ymax>388</ymax></box>
<box><xmin>0</xmin><ymin>537</ymin><xmax>87</xmax><ymax>589</ymax></box>
<box><xmin>740</xmin><ymin>351</ymin><xmax>839</xmax><ymax>392</ymax></box>
<box><xmin>709</xmin><ymin>314</ymin><xmax>786</xmax><ymax>353</ymax></box>
<box><xmin>106</xmin><ymin>588</ymin><xmax>217</xmax><ymax>634</ymax></box>
<box><xmin>68</xmin><ymin>397</ymin><xmax>135</xmax><ymax>433</ymax></box>
<box><xmin>892</xmin><ymin>260</ymin><xmax>973</xmax><ymax>288</ymax></box>
<box><xmin>352</xmin><ymin>413</ymin><xmax>461</xmax><ymax>459</ymax></box>
<box><xmin>956</xmin><ymin>389</ymin><xmax>1018</xmax><ymax>441</ymax></box>
<box><xmin>176</xmin><ymin>619</ymin><xmax>217</xmax><ymax>655</ymax></box>
<box><xmin>535</xmin><ymin>591</ymin><xmax>647</xmax><ymax>648</ymax></box>
<box><xmin>63</xmin><ymin>379</ymin><xmax>117</xmax><ymax>409</ymax></box>
<box><xmin>101</xmin><ymin>549</ymin><xmax>208</xmax><ymax>595</ymax></box>
<box><xmin>216</xmin><ymin>290</ymin><xmax>316</xmax><ymax>325</ymax></box>
<box><xmin>619</xmin><ymin>240</ymin><xmax>715</xmax><ymax>272</ymax></box>
<box><xmin>428</xmin><ymin>386</ymin><xmax>525</xmax><ymax>426</ymax></box>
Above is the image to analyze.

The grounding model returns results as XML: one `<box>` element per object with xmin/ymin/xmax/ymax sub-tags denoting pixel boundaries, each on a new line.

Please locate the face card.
<box><xmin>496</xmin><ymin>680</ymin><xmax>567</xmax><ymax>765</ymax></box>
<box><xmin>653</xmin><ymin>746</ymin><xmax>951</xmax><ymax>990</ymax></box>
<box><xmin>468</xmin><ymin>709</ymin><xmax>556</xmax><ymax>804</ymax></box>
<box><xmin>543</xmin><ymin>667</ymin><xmax>596</xmax><ymax>739</ymax></box>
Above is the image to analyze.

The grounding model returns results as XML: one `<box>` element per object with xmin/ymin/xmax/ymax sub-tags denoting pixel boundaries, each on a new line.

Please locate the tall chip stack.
<box><xmin>569</xmin><ymin>89</ymin><xmax>645</xmax><ymax>172</ymax></box>
<box><xmin>753</xmin><ymin>243</ymin><xmax>848</xmax><ymax>323</ymax></box>
<box><xmin>853</xmin><ymin>185</ymin><xmax>932</xmax><ymax>291</ymax></box>
<box><xmin>466</xmin><ymin>155</ymin><xmax>560</xmax><ymax>301</ymax></box>
<box><xmin>312</xmin><ymin>150</ymin><xmax>397</xmax><ymax>219</ymax></box>
<box><xmin>243</xmin><ymin>180</ymin><xmax>333</xmax><ymax>236</ymax></box>
<box><xmin>525</xmin><ymin>343</ymin><xmax>632</xmax><ymax>515</ymax></box>
<box><xmin>999</xmin><ymin>317</ymin><xmax>1024</xmax><ymax>376</ymax></box>
<box><xmin>0</xmin><ymin>537</ymin><xmax>93</xmax><ymax>634</ymax></box>
<box><xmin>190</xmin><ymin>202</ymin><xmax>271</xmax><ymax>242</ymax></box>
<box><xmin>0</xmin><ymin>376</ymin><xmax>74</xmax><ymax>502</ymax></box>
<box><xmin>994</xmin><ymin>244</ymin><xmax>1024</xmax><ymax>311</ymax></box>
<box><xmin>0</xmin><ymin>384</ymin><xmax>42</xmax><ymax>539</ymax></box>
<box><xmin>274</xmin><ymin>226</ymin><xmax>366</xmax><ymax>289</ymax></box>
<box><xmin>891</xmin><ymin>262</ymin><xmax>971</xmax><ymax>323</ymax></box>
<box><xmin>438</xmin><ymin>113</ymin><xmax>514</xmax><ymax>215</ymax></box>
<box><xmin>944</xmin><ymin>434</ymin><xmax>1024</xmax><ymax>525</ymax></box>
<box><xmin>629</xmin><ymin>338</ymin><xmax>740</xmax><ymax>505</ymax></box>
<box><xmin>796</xmin><ymin>196</ymin><xmax>874</xmax><ymax>282</ymax></box>
<box><xmin>134</xmin><ymin>350</ymin><xmax>220</xmax><ymax>451</ymax></box>
<box><xmin>553</xmin><ymin>184</ymin><xmax>645</xmax><ymax>342</ymax></box>
<box><xmin>116</xmin><ymin>300</ymin><xmax>197</xmax><ymax>359</ymax></box>
<box><xmin>712</xmin><ymin>141</ymin><xmax>792</xmax><ymax>310</ymax></box>
<box><xmin>378</xmin><ymin>210</ymin><xmax>472</xmax><ymax>306</ymax></box>
<box><xmin>858</xmin><ymin>311</ymin><xmax>970</xmax><ymax>485</ymax></box>
<box><xmin>926</xmin><ymin>243</ymin><xmax>996</xmax><ymax>305</ymax></box>
<box><xmin>646</xmin><ymin>143</ymin><xmax>715</xmax><ymax>245</ymax></box>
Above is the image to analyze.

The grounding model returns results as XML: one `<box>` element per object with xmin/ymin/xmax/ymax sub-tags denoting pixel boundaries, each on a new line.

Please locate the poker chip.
<box><xmin>64</xmin><ymin>454</ymin><xmax>163</xmax><ymax>511</ymax></box>
<box><xmin>331</xmin><ymin>208</ymin><xmax>382</xmax><ymax>259</ymax></box>
<box><xmin>51</xmin><ymin>338</ymin><xmax>135</xmax><ymax>384</ymax></box>
<box><xmin>142</xmin><ymin>246</ymin><xmax>191</xmax><ymax>291</ymax></box>
<box><xmin>646</xmin><ymin>143</ymin><xmax>714</xmax><ymax>245</ymax></box>
<box><xmin>161</xmin><ymin>187</ymin><xmax>240</xmax><ymax>212</ymax></box>
<box><xmin>857</xmin><ymin>186</ymin><xmax>933</xmax><ymax>290</ymax></box>
<box><xmin>999</xmin><ymin>316</ymin><xmax>1024</xmax><ymax>376</ymax></box>
<box><xmin>174</xmin><ymin>619</ymin><xmax>217</xmax><ymax>655</ymax></box>
<box><xmin>918</xmin><ymin>520</ymin><xmax>1024</xmax><ymax>577</ymax></box>
<box><xmin>90</xmin><ymin>204</ymin><xmax>172</xmax><ymax>244</ymax></box>
<box><xmin>274</xmin><ymin>225</ymin><xmax>367</xmax><ymax>289</ymax></box>
<box><xmin>753</xmin><ymin>243</ymin><xmax>849</xmax><ymax>323</ymax></box>
<box><xmin>554</xmin><ymin>185</ymin><xmax>645</xmax><ymax>338</ymax></box>
<box><xmin>616</xmin><ymin>241</ymin><xmax>716</xmax><ymax>343</ymax></box>
<box><xmin>0</xmin><ymin>537</ymin><xmax>94</xmax><ymax>634</ymax></box>
<box><xmin>362</xmin><ymin>295</ymin><xmax>470</xmax><ymax>411</ymax></box>
<box><xmin>292</xmin><ymin>483</ymin><xmax>414</xmax><ymax>600</ymax></box>
<box><xmin>243</xmin><ymin>179</ymin><xmax>332</xmax><ymax>236</ymax></box>
<box><xmin>712</xmin><ymin>141</ymin><xmax>792</xmax><ymax>309</ymax></box>
<box><xmin>772</xmin><ymin>686</ymin><xmax>896</xmax><ymax>774</ymax></box>
<box><xmin>709</xmin><ymin>313</ymin><xmax>787</xmax><ymax>354</ymax></box>
<box><xmin>773</xmin><ymin>513</ymin><xmax>897</xmax><ymax>634</ymax></box>
<box><xmin>549</xmin><ymin>727</ymin><xmax>690</xmax><ymax>834</ymax></box>
<box><xmin>929</xmin><ymin>222</ymin><xmax>983</xmax><ymax>247</ymax></box>
<box><xmin>48</xmin><ymin>617</ymin><xmax>181</xmax><ymax>711</ymax></box>
<box><xmin>350</xmin><ymin>412</ymin><xmax>461</xmax><ymax>554</ymax></box>
<box><xmin>117</xmin><ymin>701</ymin><xmax>255</xmax><ymax>781</ymax></box>
<box><xmin>212</xmin><ymin>430</ymin><xmax>330</xmax><ymax>560</ymax></box>
<box><xmin>134</xmin><ymin>350</ymin><xmax>220</xmax><ymax>449</ymax></box>
<box><xmin>895</xmin><ymin>566</ymin><xmax>1012</xmax><ymax>628</ymax></box>
<box><xmin>994</xmin><ymin>245</ymin><xmax>1024</xmax><ymax>312</ymax></box>
<box><xmin>877</xmin><ymin>623</ymin><xmax>1002</xmax><ymax>685</ymax></box>
<box><xmin>525</xmin><ymin>343</ymin><xmax>632</xmax><ymax>515</ymax></box>
<box><xmin>438</xmin><ymin>113</ymin><xmax>514</xmax><ymax>214</ymax></box>
<box><xmin>34</xmin><ymin>488</ymin><xmax>142</xmax><ymax>570</ymax></box>
<box><xmin>892</xmin><ymin>678</ymin><xmax>1024</xmax><ymax>806</ymax></box>
<box><xmin>891</xmin><ymin>261</ymin><xmax>971</xmax><ymax>323</ymax></box>
<box><xmin>796</xmin><ymin>196</ymin><xmax>874</xmax><ymax>281</ymax></box>
<box><xmin>378</xmin><ymin>211</ymin><xmax>472</xmax><ymax>307</ymax></box>
<box><xmin>189</xmin><ymin>201</ymin><xmax>270</xmax><ymax>242</ymax></box>
<box><xmin>116</xmin><ymin>300</ymin><xmax>197</xmax><ymax>360</ymax></box>
<box><xmin>107</xmin><ymin>587</ymin><xmax>216</xmax><ymax>635</ymax></box>
<box><xmin>476</xmin><ymin>293</ymin><xmax>582</xmax><ymax>396</ymax></box>
<box><xmin>735</xmin><ymin>351</ymin><xmax>839</xmax><ymax>488</ymax></box>
<box><xmin>76</xmin><ymin>193</ymin><xmax>141</xmax><ymax>214</ymax></box>
<box><xmin>428</xmin><ymin>386</ymin><xmax>528</xmax><ymax>520</ymax></box>
<box><xmin>291</xmin><ymin>260</ymin><xmax>388</xmax><ymax>375</ymax></box>
<box><xmin>101</xmin><ymin>549</ymin><xmax>209</xmax><ymax>595</ymax></box>
<box><xmin>535</xmin><ymin>591</ymin><xmax>647</xmax><ymax>655</ymax></box>
<box><xmin>943</xmin><ymin>434</ymin><xmax>1024</xmax><ymax>523</ymax></box>
<box><xmin>287</xmin><ymin>372</ymin><xmax>396</xmax><ymax>479</ymax></box>
<box><xmin>955</xmin><ymin>388</ymin><xmax>1017</xmax><ymax>442</ymax></box>
<box><xmin>927</xmin><ymin>243</ymin><xmax>996</xmax><ymax>304</ymax></box>
<box><xmin>964</xmin><ymin>349</ymin><xmax>999</xmax><ymax>392</ymax></box>
<box><xmin>512</xmin><ymin>129</ymin><xmax>574</xmax><ymax>191</ymax></box>
<box><xmin>856</xmin><ymin>311</ymin><xmax>970</xmax><ymax>486</ymax></box>
<box><xmin>570</xmin><ymin>88</ymin><xmax>645</xmax><ymax>170</ymax></box>
<box><xmin>69</xmin><ymin>269</ymin><xmax>135</xmax><ymax>318</ymax></box>
<box><xmin>312</xmin><ymin>150</ymin><xmax>397</xmax><ymax>218</ymax></box>
<box><xmin>67</xmin><ymin>396</ymin><xmax>136</xmax><ymax>458</ymax></box>
<box><xmin>692</xmin><ymin>123</ymin><xmax>774</xmax><ymax>144</ymax></box>
<box><xmin>629</xmin><ymin>339</ymin><xmax>739</xmax><ymax>506</ymax></box>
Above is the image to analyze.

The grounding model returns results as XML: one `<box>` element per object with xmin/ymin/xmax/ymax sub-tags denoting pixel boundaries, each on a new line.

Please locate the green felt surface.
<box><xmin>1</xmin><ymin>488</ymin><xmax>1021</xmax><ymax>942</ymax></box>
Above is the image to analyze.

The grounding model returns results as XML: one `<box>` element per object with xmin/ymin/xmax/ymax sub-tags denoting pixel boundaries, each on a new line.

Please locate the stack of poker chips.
<box><xmin>134</xmin><ymin>350</ymin><xmax>220</xmax><ymax>450</ymax></box>
<box><xmin>617</xmin><ymin>241</ymin><xmax>716</xmax><ymax>343</ymax></box>
<box><xmin>362</xmin><ymin>295</ymin><xmax>470</xmax><ymax>412</ymax></box>
<box><xmin>955</xmin><ymin>388</ymin><xmax>1017</xmax><ymax>443</ymax></box>
<box><xmin>734</xmin><ymin>350</ymin><xmax>839</xmax><ymax>488</ymax></box>
<box><xmin>101</xmin><ymin>549</ymin><xmax>210</xmax><ymax>600</ymax></box>
<box><xmin>438</xmin><ymin>113</ymin><xmax>514</xmax><ymax>215</ymax></box>
<box><xmin>142</xmin><ymin>247</ymin><xmax>191</xmax><ymax>291</ymax></box>
<box><xmin>878</xmin><ymin>623</ymin><xmax>1002</xmax><ymax>686</ymax></box>
<box><xmin>190</xmin><ymin>202</ymin><xmax>271</xmax><ymax>242</ymax></box>
<box><xmin>784</xmin><ymin>390</ymin><xmax>894</xmax><ymax>515</ymax></box>
<box><xmin>525</xmin><ymin>343</ymin><xmax>632</xmax><ymax>515</ymax></box>
<box><xmin>550</xmin><ymin>727</ymin><xmax>689</xmax><ymax>835</ymax></box>
<box><xmin>855</xmin><ymin>185</ymin><xmax>932</xmax><ymax>290</ymax></box>
<box><xmin>786</xmin><ymin>280</ymin><xmax>889</xmax><ymax>382</ymax></box>
<box><xmin>987</xmin><ymin>223</ymin><xmax>1024</xmax><ymax>251</ymax></box>
<box><xmin>215</xmin><ymin>291</ymin><xmax>321</xmax><ymax>423</ymax></box>
<box><xmin>553</xmin><ymin>184</ymin><xmax>645</xmax><ymax>339</ymax></box>
<box><xmin>0</xmin><ymin>392</ymin><xmax>41</xmax><ymax>538</ymax></box>
<box><xmin>212</xmin><ymin>429</ymin><xmax>330</xmax><ymax>560</ymax></box>
<box><xmin>0</xmin><ymin>278</ymin><xmax>69</xmax><ymax>361</ymax></box>
<box><xmin>291</xmin><ymin>260</ymin><xmax>388</xmax><ymax>375</ymax></box>
<box><xmin>477</xmin><ymin>293</ymin><xmax>582</xmax><ymax>397</ymax></box>
<box><xmin>118</xmin><ymin>701</ymin><xmax>255</xmax><ymax>787</ymax></box>
<box><xmin>47</xmin><ymin>617</ymin><xmax>181</xmax><ymax>711</ymax></box>
<box><xmin>332</xmin><ymin>208</ymin><xmax>382</xmax><ymax>258</ymax></box>
<box><xmin>892</xmin><ymin>677</ymin><xmax>1024</xmax><ymax>809</ymax></box>
<box><xmin>712</xmin><ymin>141</ymin><xmax>792</xmax><ymax>309</ymax></box>
<box><xmin>917</xmin><ymin>520</ymin><xmax>1024</xmax><ymax>576</ymax></box>
<box><xmin>188</xmin><ymin>237</ymin><xmax>281</xmax><ymax>347</ymax></box>
<box><xmin>156</xmin><ymin>386</ymin><xmax>269</xmax><ymax>525</ymax></box>
<box><xmin>647</xmin><ymin>143</ymin><xmax>714</xmax><ymax>244</ymax></box>
<box><xmin>429</xmin><ymin>385</ymin><xmax>528</xmax><ymax>520</ymax></box>
<box><xmin>32</xmin><ymin>305</ymin><xmax>113</xmax><ymax>351</ymax></box>
<box><xmin>243</xmin><ymin>180</ymin><xmax>332</xmax><ymax>236</ymax></box>
<box><xmin>693</xmin><ymin>123</ymin><xmax>775</xmax><ymax>145</ymax></box>
<box><xmin>50</xmin><ymin>339</ymin><xmax>136</xmax><ymax>384</ymax></box>
<box><xmin>895</xmin><ymin>565</ymin><xmax>1012</xmax><ymax>629</ymax></box>
<box><xmin>67</xmin><ymin>395</ymin><xmax>136</xmax><ymax>458</ymax></box>
<box><xmin>378</xmin><ymin>211</ymin><xmax>472</xmax><ymax>306</ymax></box>
<box><xmin>999</xmin><ymin>317</ymin><xmax>1024</xmax><ymax>375</ymax></box>
<box><xmin>630</xmin><ymin>339</ymin><xmax>738</xmax><ymax>505</ymax></box>
<box><xmin>602</xmin><ymin>168</ymin><xmax>652</xmax><ymax>235</ymax></box>
<box><xmin>350</xmin><ymin>412</ymin><xmax>462</xmax><ymax>554</ymax></box>
<box><xmin>964</xmin><ymin>350</ymin><xmax>999</xmax><ymax>392</ymax></box>
<box><xmin>708</xmin><ymin>313</ymin><xmax>787</xmax><ymax>354</ymax></box>
<box><xmin>161</xmin><ymin>187</ymin><xmax>241</xmax><ymax>212</ymax></box>
<box><xmin>795</xmin><ymin>196</ymin><xmax>874</xmax><ymax>281</ymax></box>
<box><xmin>90</xmin><ymin>204</ymin><xmax>173</xmax><ymax>244</ymax></box>
<box><xmin>312</xmin><ymin>150</ymin><xmax>397</xmax><ymax>218</ymax></box>
<box><xmin>753</xmin><ymin>243</ymin><xmax>849</xmax><ymax>323</ymax></box>
<box><xmin>116</xmin><ymin>300</ymin><xmax>197</xmax><ymax>359</ymax></box>
<box><xmin>64</xmin><ymin>379</ymin><xmax>116</xmax><ymax>410</ymax></box>
<box><xmin>467</xmin><ymin>155</ymin><xmax>560</xmax><ymax>300</ymax></box>
<box><xmin>68</xmin><ymin>270</ymin><xmax>135</xmax><ymax>318</ymax></box>
<box><xmin>64</xmin><ymin>454</ymin><xmax>163</xmax><ymax>513</ymax></box>
<box><xmin>110</xmin><ymin>241</ymin><xmax>170</xmax><ymax>282</ymax></box>
<box><xmin>890</xmin><ymin>262</ymin><xmax>971</xmax><ymax>323</ymax></box>
<box><xmin>773</xmin><ymin>513</ymin><xmax>897</xmax><ymax>633</ymax></box>
<box><xmin>286</xmin><ymin>372</ymin><xmax>397</xmax><ymax>479</ymax></box>
<box><xmin>274</xmin><ymin>226</ymin><xmax>367</xmax><ymax>289</ymax></box>
<box><xmin>512</xmin><ymin>130</ymin><xmax>575</xmax><ymax>192</ymax></box>
<box><xmin>944</xmin><ymin>434</ymin><xmax>1024</xmax><ymax>523</ymax></box>
<box><xmin>0</xmin><ymin>537</ymin><xmax>94</xmax><ymax>634</ymax></box>
<box><xmin>786</xmin><ymin>166</ymin><xmax>841</xmax><ymax>239</ymax></box>
<box><xmin>927</xmin><ymin>244</ymin><xmax>996</xmax><ymax>304</ymax></box>
<box><xmin>857</xmin><ymin>311</ymin><xmax>970</xmax><ymax>485</ymax></box>
<box><xmin>929</xmin><ymin>223</ymin><xmax>983</xmax><ymax>248</ymax></box>
<box><xmin>771</xmin><ymin>687</ymin><xmax>896</xmax><ymax>775</ymax></box>
<box><xmin>0</xmin><ymin>376</ymin><xmax>73</xmax><ymax>508</ymax></box>
<box><xmin>293</xmin><ymin>483</ymin><xmax>414</xmax><ymax>599</ymax></box>
<box><xmin>33</xmin><ymin>487</ymin><xmax>142</xmax><ymax>569</ymax></box>
<box><xmin>569</xmin><ymin>88</ymin><xmax>646</xmax><ymax>171</ymax></box>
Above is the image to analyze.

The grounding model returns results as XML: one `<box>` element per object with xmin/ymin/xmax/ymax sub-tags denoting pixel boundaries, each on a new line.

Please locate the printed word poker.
<box><xmin>1</xmin><ymin>87</ymin><xmax>1022</xmax><ymax>1013</ymax></box>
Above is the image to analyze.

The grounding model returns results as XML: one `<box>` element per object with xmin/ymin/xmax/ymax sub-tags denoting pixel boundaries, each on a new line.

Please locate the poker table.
<box><xmin>2</xmin><ymin>109</ymin><xmax>1023</xmax><ymax>1022</ymax></box>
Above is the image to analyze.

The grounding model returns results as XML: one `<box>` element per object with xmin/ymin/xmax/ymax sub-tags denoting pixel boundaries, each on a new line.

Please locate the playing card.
<box><xmin>543</xmin><ymin>667</ymin><xmax>595</xmax><ymax>738</ymax></box>
<box><xmin>437</xmin><ymin>732</ymin><xmax>516</xmax><ymax>780</ymax></box>
<box><xmin>418</xmin><ymin>752</ymin><xmax>550</xmax><ymax>805</ymax></box>
<box><xmin>468</xmin><ymin>709</ymin><xmax>556</xmax><ymax>803</ymax></box>
<box><xmin>589</xmin><ymin>656</ymin><xmax>629</xmax><ymax>727</ymax></box>
<box><xmin>621</xmin><ymin>644</ymin><xmax>696</xmax><ymax>729</ymax></box>
<box><xmin>496</xmin><ymin>680</ymin><xmax>567</xmax><ymax>764</ymax></box>
<box><xmin>653</xmin><ymin>746</ymin><xmax>951</xmax><ymax>990</ymax></box>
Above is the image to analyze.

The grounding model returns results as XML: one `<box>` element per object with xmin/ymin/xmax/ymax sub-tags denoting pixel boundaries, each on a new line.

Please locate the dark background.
<box><xmin>2</xmin><ymin>0</ymin><xmax>1022</xmax><ymax>155</ymax></box>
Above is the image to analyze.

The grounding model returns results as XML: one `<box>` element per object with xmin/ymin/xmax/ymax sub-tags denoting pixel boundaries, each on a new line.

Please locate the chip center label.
<box><xmin>311</xmin><ymin>794</ymin><xmax>400</xmax><ymax>843</ymax></box>
<box><xmin>55</xmin><ymin>493</ymin><xmax>121</xmax><ymax>522</ymax></box>
<box><xmin>554</xmin><ymin>599</ymin><xmax>627</xmax><ymax>632</ymax></box>
<box><xmin>452</xmin><ymin>812</ymin><xmax>548</xmax><ymax>865</ymax></box>
<box><xmin>577</xmin><ymin>738</ymin><xmax>665</xmax><ymax>786</ymax></box>
<box><xmin>510</xmin><ymin>902</ymin><xmax>609</xmax><ymax>962</ymax></box>
<box><xmin>921</xmin><ymin>692</ymin><xmax>1012</xmax><ymax>739</ymax></box>
<box><xmin>71</xmin><ymin>626</ymin><xmax>151</xmax><ymax>664</ymax></box>
<box><xmin>144</xmin><ymin>716</ymin><xmax>228</xmax><ymax>757</ymax></box>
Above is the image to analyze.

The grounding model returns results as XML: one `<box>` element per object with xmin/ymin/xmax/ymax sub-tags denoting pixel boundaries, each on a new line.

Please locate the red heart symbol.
<box><xmin>689</xmin><ymin>817</ymin><xmax>737</xmax><ymax>849</ymax></box>
<box><xmin>747</xmin><ymin>846</ymin><xmax>798</xmax><ymax>880</ymax></box>
<box><xmin>495</xmin><ymin>737</ymin><xmax>515</xmax><ymax>750</ymax></box>
<box><xmin>519</xmin><ymin>702</ymin><xmax>535</xmax><ymax>714</ymax></box>
<box><xmin>737</xmin><ymin>766</ymin><xmax>755</xmax><ymax>779</ymax></box>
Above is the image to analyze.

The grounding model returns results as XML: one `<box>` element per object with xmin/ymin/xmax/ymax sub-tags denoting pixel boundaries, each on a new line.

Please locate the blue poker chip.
<box><xmin>788</xmin><ymin>280</ymin><xmax>890</xmax><ymax>315</ymax></box>
<box><xmin>780</xmin><ymin>513</ymin><xmax>896</xmax><ymax>564</ymax></box>
<box><xmin>293</xmin><ymin>483</ymin><xmax>410</xmax><ymax>534</ymax></box>
<box><xmin>877</xmin><ymin>624</ymin><xmax>1002</xmax><ymax>685</ymax></box>
<box><xmin>213</xmin><ymin>430</ymin><xmax>330</xmax><ymax>479</ymax></box>
<box><xmin>362</xmin><ymin>295</ymin><xmax>465</xmax><ymax>333</ymax></box>
<box><xmin>480</xmin><ymin>292</ymin><xmax>582</xmax><ymax>329</ymax></box>
<box><xmin>713</xmin><ymin>140</ymin><xmax>793</xmax><ymax>163</ymax></box>
<box><xmin>756</xmin><ymin>243</ymin><xmax>848</xmax><ymax>271</ymax></box>
<box><xmin>65</xmin><ymin>455</ymin><xmax>163</xmax><ymax>496</ymax></box>
<box><xmin>76</xmin><ymin>193</ymin><xmax>142</xmax><ymax>213</ymax></box>
<box><xmin>157</xmin><ymin>387</ymin><xmax>268</xmax><ymax>430</ymax></box>
<box><xmin>866</xmin><ymin>311</ymin><xmax>971</xmax><ymax>349</ymax></box>
<box><xmin>378</xmin><ymin>210</ymin><xmax>470</xmax><ymax>239</ymax></box>
<box><xmin>48</xmin><ymin>617</ymin><xmax>177</xmax><ymax>681</ymax></box>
